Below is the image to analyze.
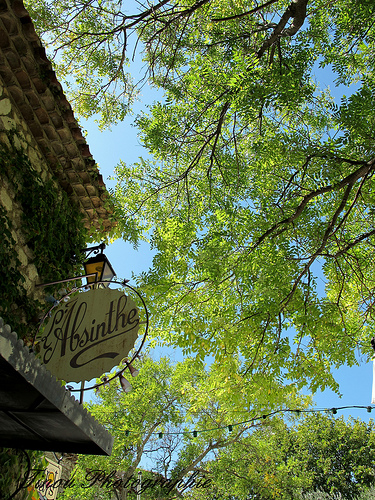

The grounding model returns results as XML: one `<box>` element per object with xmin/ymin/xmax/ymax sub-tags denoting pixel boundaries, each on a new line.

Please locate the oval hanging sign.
<box><xmin>38</xmin><ymin>288</ymin><xmax>140</xmax><ymax>382</ymax></box>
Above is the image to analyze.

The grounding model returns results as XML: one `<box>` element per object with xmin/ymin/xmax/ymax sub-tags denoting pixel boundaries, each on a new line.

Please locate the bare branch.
<box><xmin>211</xmin><ymin>0</ymin><xmax>281</xmax><ymax>23</ymax></box>
<box><xmin>252</xmin><ymin>158</ymin><xmax>374</xmax><ymax>252</ymax></box>
<box><xmin>257</xmin><ymin>0</ymin><xmax>309</xmax><ymax>58</ymax></box>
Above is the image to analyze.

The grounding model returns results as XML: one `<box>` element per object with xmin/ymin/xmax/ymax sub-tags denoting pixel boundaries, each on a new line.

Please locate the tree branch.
<box><xmin>211</xmin><ymin>0</ymin><xmax>280</xmax><ymax>23</ymax></box>
<box><xmin>256</xmin><ymin>0</ymin><xmax>309</xmax><ymax>58</ymax></box>
<box><xmin>252</xmin><ymin>158</ymin><xmax>374</xmax><ymax>252</ymax></box>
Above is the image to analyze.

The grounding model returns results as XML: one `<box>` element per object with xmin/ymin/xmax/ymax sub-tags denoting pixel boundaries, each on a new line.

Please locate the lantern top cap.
<box><xmin>83</xmin><ymin>244</ymin><xmax>116</xmax><ymax>286</ymax></box>
<box><xmin>82</xmin><ymin>242</ymin><xmax>106</xmax><ymax>257</ymax></box>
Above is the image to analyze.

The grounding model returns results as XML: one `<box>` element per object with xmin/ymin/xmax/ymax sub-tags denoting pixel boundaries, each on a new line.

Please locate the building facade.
<box><xmin>0</xmin><ymin>0</ymin><xmax>114</xmax><ymax>339</ymax></box>
<box><xmin>0</xmin><ymin>1</ymin><xmax>115</xmax><ymax>497</ymax></box>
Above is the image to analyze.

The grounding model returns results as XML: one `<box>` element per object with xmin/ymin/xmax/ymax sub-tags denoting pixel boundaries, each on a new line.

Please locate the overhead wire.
<box><xmin>120</xmin><ymin>404</ymin><xmax>374</xmax><ymax>437</ymax></box>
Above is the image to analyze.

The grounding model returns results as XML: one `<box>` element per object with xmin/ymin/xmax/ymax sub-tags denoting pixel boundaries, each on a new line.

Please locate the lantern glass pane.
<box><xmin>84</xmin><ymin>260</ymin><xmax>104</xmax><ymax>284</ymax></box>
<box><xmin>102</xmin><ymin>260</ymin><xmax>116</xmax><ymax>282</ymax></box>
<box><xmin>83</xmin><ymin>252</ymin><xmax>116</xmax><ymax>286</ymax></box>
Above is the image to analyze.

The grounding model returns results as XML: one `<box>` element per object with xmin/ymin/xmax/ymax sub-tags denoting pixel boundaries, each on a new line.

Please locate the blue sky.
<box><xmin>78</xmin><ymin>66</ymin><xmax>374</xmax><ymax>424</ymax></box>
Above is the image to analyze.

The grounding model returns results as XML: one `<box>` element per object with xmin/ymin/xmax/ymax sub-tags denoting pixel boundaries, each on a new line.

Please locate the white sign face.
<box><xmin>36</xmin><ymin>458</ymin><xmax>62</xmax><ymax>500</ymax></box>
<box><xmin>39</xmin><ymin>288</ymin><xmax>139</xmax><ymax>382</ymax></box>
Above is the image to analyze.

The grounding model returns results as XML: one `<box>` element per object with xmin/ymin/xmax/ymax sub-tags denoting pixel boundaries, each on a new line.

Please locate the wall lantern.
<box><xmin>83</xmin><ymin>243</ymin><xmax>116</xmax><ymax>286</ymax></box>
<box><xmin>36</xmin><ymin>242</ymin><xmax>116</xmax><ymax>289</ymax></box>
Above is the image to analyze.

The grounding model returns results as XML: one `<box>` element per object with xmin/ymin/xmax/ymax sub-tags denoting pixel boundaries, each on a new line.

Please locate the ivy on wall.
<box><xmin>0</xmin><ymin>447</ymin><xmax>47</xmax><ymax>500</ymax></box>
<box><xmin>0</xmin><ymin>205</ymin><xmax>36</xmax><ymax>339</ymax></box>
<box><xmin>0</xmin><ymin>131</ymin><xmax>89</xmax><ymax>340</ymax></box>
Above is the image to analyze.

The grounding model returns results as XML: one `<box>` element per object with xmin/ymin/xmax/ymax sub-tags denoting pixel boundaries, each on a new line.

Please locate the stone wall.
<box><xmin>0</xmin><ymin>80</ymin><xmax>51</xmax><ymax>299</ymax></box>
<box><xmin>0</xmin><ymin>0</ymin><xmax>113</xmax><ymax>309</ymax></box>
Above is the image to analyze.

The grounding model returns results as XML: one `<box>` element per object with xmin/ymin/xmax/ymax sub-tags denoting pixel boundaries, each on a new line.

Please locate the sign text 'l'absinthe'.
<box><xmin>39</xmin><ymin>288</ymin><xmax>140</xmax><ymax>382</ymax></box>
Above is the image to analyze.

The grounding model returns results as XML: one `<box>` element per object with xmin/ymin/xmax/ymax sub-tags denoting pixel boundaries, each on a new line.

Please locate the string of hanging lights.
<box><xmin>118</xmin><ymin>405</ymin><xmax>374</xmax><ymax>438</ymax></box>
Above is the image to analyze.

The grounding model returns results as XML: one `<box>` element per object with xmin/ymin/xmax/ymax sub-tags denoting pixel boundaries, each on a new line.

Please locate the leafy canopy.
<box><xmin>189</xmin><ymin>413</ymin><xmax>375</xmax><ymax>500</ymax></box>
<box><xmin>59</xmin><ymin>357</ymin><xmax>375</xmax><ymax>500</ymax></box>
<box><xmin>28</xmin><ymin>0</ymin><xmax>375</xmax><ymax>397</ymax></box>
<box><xmin>60</xmin><ymin>356</ymin><xmax>307</xmax><ymax>500</ymax></box>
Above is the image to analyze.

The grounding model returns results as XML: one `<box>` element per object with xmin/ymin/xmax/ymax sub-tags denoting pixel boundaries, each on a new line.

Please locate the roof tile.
<box><xmin>0</xmin><ymin>0</ymin><xmax>115</xmax><ymax>233</ymax></box>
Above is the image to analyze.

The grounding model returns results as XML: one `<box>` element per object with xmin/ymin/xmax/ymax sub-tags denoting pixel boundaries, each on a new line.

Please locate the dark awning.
<box><xmin>0</xmin><ymin>318</ymin><xmax>113</xmax><ymax>455</ymax></box>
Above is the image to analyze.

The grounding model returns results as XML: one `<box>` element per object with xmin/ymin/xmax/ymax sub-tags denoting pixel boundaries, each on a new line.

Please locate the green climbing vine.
<box><xmin>0</xmin><ymin>447</ymin><xmax>47</xmax><ymax>500</ymax></box>
<box><xmin>0</xmin><ymin>131</ymin><xmax>89</xmax><ymax>339</ymax></box>
<box><xmin>0</xmin><ymin>205</ymin><xmax>36</xmax><ymax>339</ymax></box>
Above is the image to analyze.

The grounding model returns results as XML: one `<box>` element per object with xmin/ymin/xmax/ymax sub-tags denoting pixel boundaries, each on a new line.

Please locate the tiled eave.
<box><xmin>0</xmin><ymin>0</ymin><xmax>114</xmax><ymax>233</ymax></box>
